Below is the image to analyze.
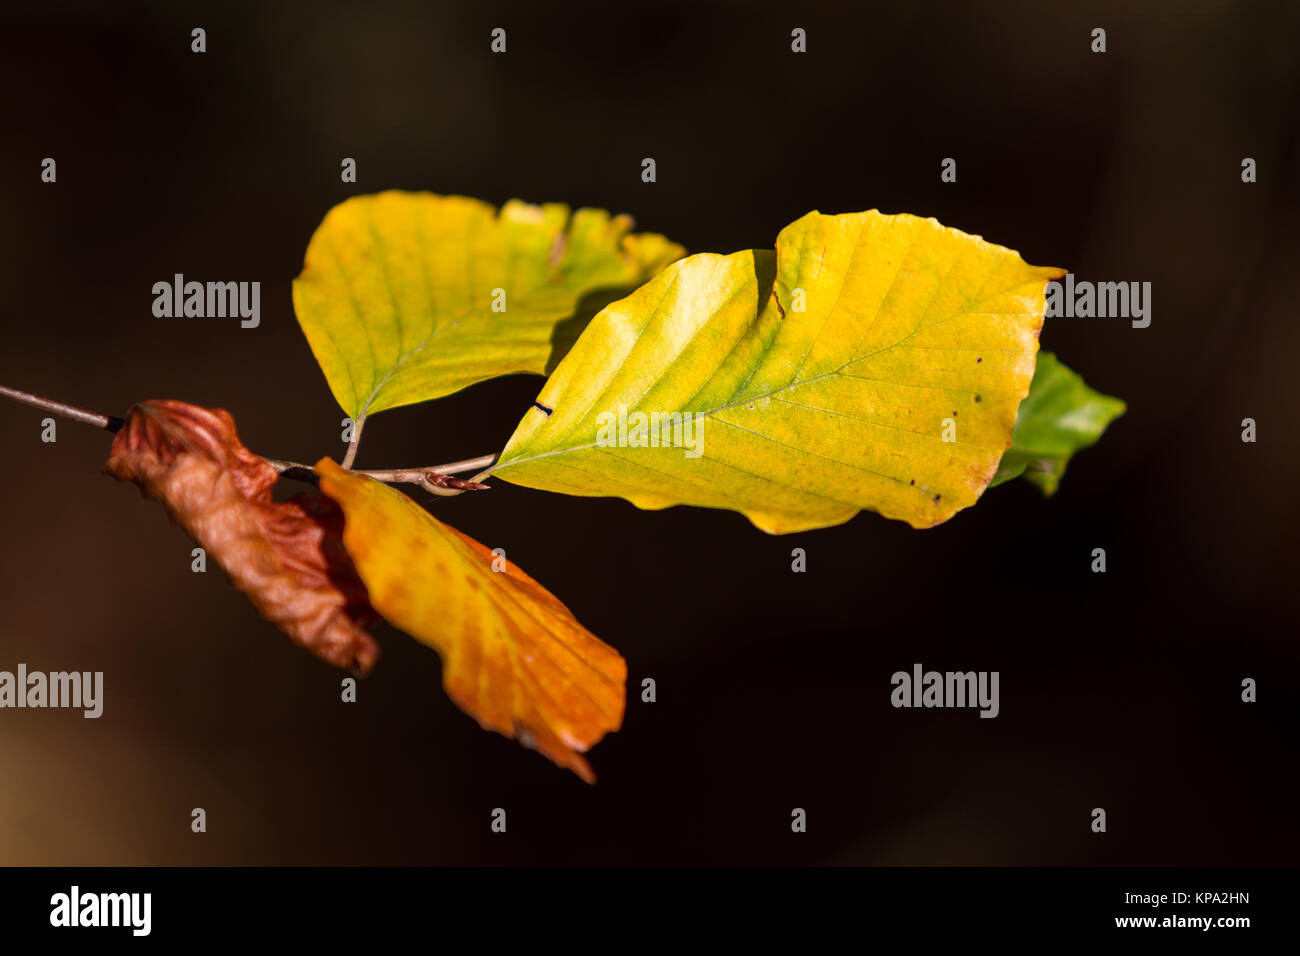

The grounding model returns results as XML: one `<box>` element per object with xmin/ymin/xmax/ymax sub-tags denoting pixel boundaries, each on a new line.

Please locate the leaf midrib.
<box><xmin>493</xmin><ymin>280</ymin><xmax>1040</xmax><ymax>478</ymax></box>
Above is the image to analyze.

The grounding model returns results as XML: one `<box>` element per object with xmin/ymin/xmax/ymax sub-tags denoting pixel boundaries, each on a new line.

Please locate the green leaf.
<box><xmin>292</xmin><ymin>191</ymin><xmax>684</xmax><ymax>420</ymax></box>
<box><xmin>489</xmin><ymin>210</ymin><xmax>1065</xmax><ymax>533</ymax></box>
<box><xmin>991</xmin><ymin>351</ymin><xmax>1125</xmax><ymax>494</ymax></box>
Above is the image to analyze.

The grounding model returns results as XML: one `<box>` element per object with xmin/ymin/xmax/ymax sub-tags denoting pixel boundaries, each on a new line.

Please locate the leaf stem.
<box><xmin>340</xmin><ymin>413</ymin><xmax>365</xmax><ymax>470</ymax></box>
<box><xmin>0</xmin><ymin>384</ymin><xmax>496</xmax><ymax>495</ymax></box>
<box><xmin>363</xmin><ymin>454</ymin><xmax>498</xmax><ymax>480</ymax></box>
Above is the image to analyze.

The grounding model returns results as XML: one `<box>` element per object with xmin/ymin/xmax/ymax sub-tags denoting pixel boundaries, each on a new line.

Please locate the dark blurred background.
<box><xmin>1</xmin><ymin>0</ymin><xmax>1296</xmax><ymax>864</ymax></box>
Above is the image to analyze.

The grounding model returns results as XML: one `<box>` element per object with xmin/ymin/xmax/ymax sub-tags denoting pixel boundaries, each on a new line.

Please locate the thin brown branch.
<box><xmin>1</xmin><ymin>384</ymin><xmax>497</xmax><ymax>497</ymax></box>
<box><xmin>263</xmin><ymin>455</ymin><xmax>496</xmax><ymax>495</ymax></box>
<box><xmin>363</xmin><ymin>454</ymin><xmax>498</xmax><ymax>481</ymax></box>
<box><xmin>0</xmin><ymin>384</ymin><xmax>123</xmax><ymax>431</ymax></box>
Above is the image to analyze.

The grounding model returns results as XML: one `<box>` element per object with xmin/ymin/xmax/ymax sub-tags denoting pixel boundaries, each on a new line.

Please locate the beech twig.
<box><xmin>0</xmin><ymin>385</ymin><xmax>496</xmax><ymax>496</ymax></box>
<box><xmin>0</xmin><ymin>385</ymin><xmax>124</xmax><ymax>432</ymax></box>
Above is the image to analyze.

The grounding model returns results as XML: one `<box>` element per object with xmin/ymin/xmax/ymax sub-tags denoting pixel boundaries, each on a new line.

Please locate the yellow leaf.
<box><xmin>293</xmin><ymin>191</ymin><xmax>684</xmax><ymax>420</ymax></box>
<box><xmin>491</xmin><ymin>211</ymin><xmax>1064</xmax><ymax>533</ymax></box>
<box><xmin>314</xmin><ymin>458</ymin><xmax>625</xmax><ymax>782</ymax></box>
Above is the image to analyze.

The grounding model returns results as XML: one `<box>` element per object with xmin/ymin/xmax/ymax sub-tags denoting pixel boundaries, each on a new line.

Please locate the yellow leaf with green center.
<box><xmin>292</xmin><ymin>191</ymin><xmax>684</xmax><ymax>420</ymax></box>
<box><xmin>489</xmin><ymin>211</ymin><xmax>1064</xmax><ymax>533</ymax></box>
<box><xmin>314</xmin><ymin>458</ymin><xmax>625</xmax><ymax>783</ymax></box>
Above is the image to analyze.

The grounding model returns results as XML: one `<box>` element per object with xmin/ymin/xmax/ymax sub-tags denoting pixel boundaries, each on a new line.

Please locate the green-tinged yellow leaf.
<box><xmin>314</xmin><ymin>458</ymin><xmax>625</xmax><ymax>783</ymax></box>
<box><xmin>992</xmin><ymin>351</ymin><xmax>1125</xmax><ymax>494</ymax></box>
<box><xmin>293</xmin><ymin>191</ymin><xmax>684</xmax><ymax>419</ymax></box>
<box><xmin>489</xmin><ymin>210</ymin><xmax>1064</xmax><ymax>533</ymax></box>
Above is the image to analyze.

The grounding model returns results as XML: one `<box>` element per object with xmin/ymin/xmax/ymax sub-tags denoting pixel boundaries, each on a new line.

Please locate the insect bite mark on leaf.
<box><xmin>548</xmin><ymin>232</ymin><xmax>567</xmax><ymax>269</ymax></box>
<box><xmin>772</xmin><ymin>291</ymin><xmax>786</xmax><ymax>319</ymax></box>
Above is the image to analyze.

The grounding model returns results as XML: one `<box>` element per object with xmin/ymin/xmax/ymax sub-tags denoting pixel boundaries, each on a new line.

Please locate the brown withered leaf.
<box><xmin>105</xmin><ymin>400</ymin><xmax>379</xmax><ymax>673</ymax></box>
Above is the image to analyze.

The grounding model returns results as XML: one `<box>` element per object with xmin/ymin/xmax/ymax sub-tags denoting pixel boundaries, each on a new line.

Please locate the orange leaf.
<box><xmin>315</xmin><ymin>458</ymin><xmax>626</xmax><ymax>783</ymax></box>
<box><xmin>105</xmin><ymin>401</ymin><xmax>380</xmax><ymax>673</ymax></box>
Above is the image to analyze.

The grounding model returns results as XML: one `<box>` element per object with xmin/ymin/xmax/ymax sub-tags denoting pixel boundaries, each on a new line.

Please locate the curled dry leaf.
<box><xmin>101</xmin><ymin>401</ymin><xmax>622</xmax><ymax>781</ymax></box>
<box><xmin>105</xmin><ymin>400</ymin><xmax>380</xmax><ymax>673</ymax></box>
<box><xmin>315</xmin><ymin>458</ymin><xmax>626</xmax><ymax>783</ymax></box>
